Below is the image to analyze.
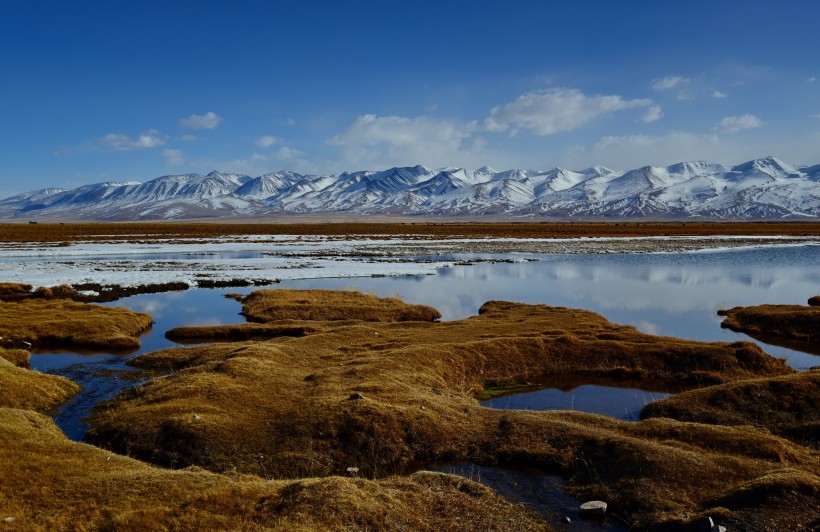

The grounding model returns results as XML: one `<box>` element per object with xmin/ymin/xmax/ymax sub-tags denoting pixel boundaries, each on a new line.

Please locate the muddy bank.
<box><xmin>85</xmin><ymin>290</ymin><xmax>816</xmax><ymax>530</ymax></box>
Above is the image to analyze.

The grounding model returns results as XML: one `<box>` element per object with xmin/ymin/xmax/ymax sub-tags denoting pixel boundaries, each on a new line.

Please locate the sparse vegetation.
<box><xmin>84</xmin><ymin>291</ymin><xmax>816</xmax><ymax>529</ymax></box>
<box><xmin>1</xmin><ymin>220</ymin><xmax>819</xmax><ymax>243</ymax></box>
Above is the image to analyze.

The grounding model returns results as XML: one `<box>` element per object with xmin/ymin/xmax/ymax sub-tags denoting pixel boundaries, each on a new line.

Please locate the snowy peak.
<box><xmin>1</xmin><ymin>158</ymin><xmax>818</xmax><ymax>220</ymax></box>
<box><xmin>236</xmin><ymin>171</ymin><xmax>305</xmax><ymax>199</ymax></box>
<box><xmin>666</xmin><ymin>161</ymin><xmax>726</xmax><ymax>178</ymax></box>
<box><xmin>730</xmin><ymin>156</ymin><xmax>799</xmax><ymax>179</ymax></box>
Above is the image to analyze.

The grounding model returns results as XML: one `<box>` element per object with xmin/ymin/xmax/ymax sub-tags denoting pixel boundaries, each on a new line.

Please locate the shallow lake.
<box><xmin>29</xmin><ymin>245</ymin><xmax>820</xmax><ymax>441</ymax></box>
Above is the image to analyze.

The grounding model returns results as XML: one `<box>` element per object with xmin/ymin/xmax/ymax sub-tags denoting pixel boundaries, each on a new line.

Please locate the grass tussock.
<box><xmin>641</xmin><ymin>370</ymin><xmax>820</xmax><ymax>448</ymax></box>
<box><xmin>0</xmin><ymin>298</ymin><xmax>153</xmax><ymax>350</ymax></box>
<box><xmin>0</xmin><ymin>347</ymin><xmax>30</xmax><ymax>367</ymax></box>
<box><xmin>241</xmin><ymin>289</ymin><xmax>441</xmax><ymax>323</ymax></box>
<box><xmin>85</xmin><ymin>292</ymin><xmax>814</xmax><ymax>529</ymax></box>
<box><xmin>0</xmin><ymin>353</ymin><xmax>80</xmax><ymax>410</ymax></box>
<box><xmin>0</xmin><ymin>407</ymin><xmax>547</xmax><ymax>531</ymax></box>
<box><xmin>718</xmin><ymin>301</ymin><xmax>820</xmax><ymax>343</ymax></box>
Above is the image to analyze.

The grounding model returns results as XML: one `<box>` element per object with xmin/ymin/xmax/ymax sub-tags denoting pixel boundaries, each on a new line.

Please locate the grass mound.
<box><xmin>0</xmin><ymin>407</ymin><xmax>547</xmax><ymax>530</ymax></box>
<box><xmin>718</xmin><ymin>301</ymin><xmax>820</xmax><ymax>343</ymax></box>
<box><xmin>241</xmin><ymin>289</ymin><xmax>441</xmax><ymax>323</ymax></box>
<box><xmin>0</xmin><ymin>352</ymin><xmax>80</xmax><ymax>410</ymax></box>
<box><xmin>0</xmin><ymin>298</ymin><xmax>153</xmax><ymax>350</ymax></box>
<box><xmin>87</xmin><ymin>294</ymin><xmax>812</xmax><ymax>529</ymax></box>
<box><xmin>641</xmin><ymin>371</ymin><xmax>820</xmax><ymax>448</ymax></box>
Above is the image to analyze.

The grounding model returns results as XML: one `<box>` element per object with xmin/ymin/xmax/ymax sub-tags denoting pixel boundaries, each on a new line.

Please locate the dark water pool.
<box><xmin>432</xmin><ymin>463</ymin><xmax>629</xmax><ymax>530</ymax></box>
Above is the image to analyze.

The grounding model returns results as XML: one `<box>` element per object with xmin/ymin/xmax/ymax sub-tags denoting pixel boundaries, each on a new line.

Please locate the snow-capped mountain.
<box><xmin>1</xmin><ymin>157</ymin><xmax>818</xmax><ymax>220</ymax></box>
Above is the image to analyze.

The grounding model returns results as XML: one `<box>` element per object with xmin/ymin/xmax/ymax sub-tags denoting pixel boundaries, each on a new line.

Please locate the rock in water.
<box><xmin>578</xmin><ymin>500</ymin><xmax>607</xmax><ymax>518</ymax></box>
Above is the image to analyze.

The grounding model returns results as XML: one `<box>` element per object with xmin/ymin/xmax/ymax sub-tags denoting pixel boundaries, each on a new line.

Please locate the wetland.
<box><xmin>1</xmin><ymin>222</ymin><xmax>819</xmax><ymax>531</ymax></box>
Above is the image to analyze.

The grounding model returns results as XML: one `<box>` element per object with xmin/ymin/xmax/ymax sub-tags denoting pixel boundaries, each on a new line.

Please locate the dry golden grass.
<box><xmin>0</xmin><ymin>352</ymin><xmax>80</xmax><ymax>411</ymax></box>
<box><xmin>86</xmin><ymin>292</ymin><xmax>816</xmax><ymax>529</ymax></box>
<box><xmin>243</xmin><ymin>289</ymin><xmax>441</xmax><ymax>323</ymax></box>
<box><xmin>0</xmin><ymin>347</ymin><xmax>30</xmax><ymax>367</ymax></box>
<box><xmin>0</xmin><ymin>298</ymin><xmax>153</xmax><ymax>350</ymax></box>
<box><xmin>643</xmin><ymin>371</ymin><xmax>820</xmax><ymax>449</ymax></box>
<box><xmin>0</xmin><ymin>407</ymin><xmax>548</xmax><ymax>531</ymax></box>
<box><xmin>1</xmin><ymin>221</ymin><xmax>819</xmax><ymax>243</ymax></box>
<box><xmin>719</xmin><ymin>301</ymin><xmax>820</xmax><ymax>343</ymax></box>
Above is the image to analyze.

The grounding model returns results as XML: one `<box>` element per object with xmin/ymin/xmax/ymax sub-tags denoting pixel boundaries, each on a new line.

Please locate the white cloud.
<box><xmin>328</xmin><ymin>113</ymin><xmax>490</xmax><ymax>169</ymax></box>
<box><xmin>812</xmin><ymin>114</ymin><xmax>820</xmax><ymax>119</ymax></box>
<box><xmin>96</xmin><ymin>130</ymin><xmax>165</xmax><ymax>151</ymax></box>
<box><xmin>808</xmin><ymin>76</ymin><xmax>817</xmax><ymax>83</ymax></box>
<box><xmin>250</xmin><ymin>153</ymin><xmax>269</xmax><ymax>161</ymax></box>
<box><xmin>483</xmin><ymin>88</ymin><xmax>652</xmax><ymax>136</ymax></box>
<box><xmin>712</xmin><ymin>91</ymin><xmax>728</xmax><ymax>99</ymax></box>
<box><xmin>177</xmin><ymin>134</ymin><xmax>197</xmax><ymax>142</ymax></box>
<box><xmin>712</xmin><ymin>114</ymin><xmax>764</xmax><ymax>134</ymax></box>
<box><xmin>650</xmin><ymin>76</ymin><xmax>689</xmax><ymax>90</ymax></box>
<box><xmin>161</xmin><ymin>149</ymin><xmax>184</xmax><ymax>165</ymax></box>
<box><xmin>255</xmin><ymin>135</ymin><xmax>281</xmax><ymax>148</ymax></box>
<box><xmin>640</xmin><ymin>105</ymin><xmax>663</xmax><ymax>123</ymax></box>
<box><xmin>179</xmin><ymin>111</ymin><xmax>222</xmax><ymax>130</ymax></box>
<box><xmin>273</xmin><ymin>146</ymin><xmax>304</xmax><ymax>161</ymax></box>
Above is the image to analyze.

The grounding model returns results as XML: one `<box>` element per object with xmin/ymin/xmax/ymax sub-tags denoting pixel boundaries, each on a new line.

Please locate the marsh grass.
<box><xmin>0</xmin><ymin>350</ymin><xmax>80</xmax><ymax>410</ymax></box>
<box><xmin>241</xmin><ymin>289</ymin><xmax>442</xmax><ymax>323</ymax></box>
<box><xmin>0</xmin><ymin>298</ymin><xmax>153</xmax><ymax>350</ymax></box>
<box><xmin>0</xmin><ymin>407</ymin><xmax>548</xmax><ymax>531</ymax></box>
<box><xmin>85</xmin><ymin>292</ymin><xmax>816</xmax><ymax>529</ymax></box>
<box><xmin>718</xmin><ymin>299</ymin><xmax>820</xmax><ymax>343</ymax></box>
<box><xmin>641</xmin><ymin>370</ymin><xmax>820</xmax><ymax>449</ymax></box>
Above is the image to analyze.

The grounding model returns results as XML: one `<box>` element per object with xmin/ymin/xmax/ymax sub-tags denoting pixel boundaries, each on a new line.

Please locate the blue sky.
<box><xmin>1</xmin><ymin>0</ymin><xmax>818</xmax><ymax>197</ymax></box>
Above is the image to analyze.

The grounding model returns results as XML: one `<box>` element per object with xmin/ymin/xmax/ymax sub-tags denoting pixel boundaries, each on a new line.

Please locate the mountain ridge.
<box><xmin>2</xmin><ymin>156</ymin><xmax>818</xmax><ymax>220</ymax></box>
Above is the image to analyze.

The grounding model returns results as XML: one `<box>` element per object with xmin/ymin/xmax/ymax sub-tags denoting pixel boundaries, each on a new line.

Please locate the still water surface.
<box><xmin>30</xmin><ymin>245</ymin><xmax>820</xmax><ymax>440</ymax></box>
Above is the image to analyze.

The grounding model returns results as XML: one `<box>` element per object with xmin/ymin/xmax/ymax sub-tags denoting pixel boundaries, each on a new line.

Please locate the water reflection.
<box><xmin>28</xmin><ymin>246</ymin><xmax>820</xmax><ymax>440</ymax></box>
<box><xmin>278</xmin><ymin>246</ymin><xmax>820</xmax><ymax>369</ymax></box>
<box><xmin>481</xmin><ymin>385</ymin><xmax>673</xmax><ymax>421</ymax></box>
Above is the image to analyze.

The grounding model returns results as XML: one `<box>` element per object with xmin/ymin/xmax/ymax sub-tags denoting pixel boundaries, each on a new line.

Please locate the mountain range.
<box><xmin>2</xmin><ymin>156</ymin><xmax>818</xmax><ymax>220</ymax></box>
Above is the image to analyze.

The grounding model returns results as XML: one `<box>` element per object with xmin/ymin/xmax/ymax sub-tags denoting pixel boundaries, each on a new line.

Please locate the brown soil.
<box><xmin>85</xmin><ymin>291</ymin><xmax>815</xmax><ymax>530</ymax></box>
<box><xmin>0</xmin><ymin>407</ymin><xmax>548</xmax><ymax>531</ymax></box>
<box><xmin>718</xmin><ymin>300</ymin><xmax>820</xmax><ymax>344</ymax></box>
<box><xmin>641</xmin><ymin>371</ymin><xmax>820</xmax><ymax>449</ymax></box>
<box><xmin>1</xmin><ymin>221</ymin><xmax>819</xmax><ymax>243</ymax></box>
<box><xmin>0</xmin><ymin>298</ymin><xmax>153</xmax><ymax>351</ymax></box>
